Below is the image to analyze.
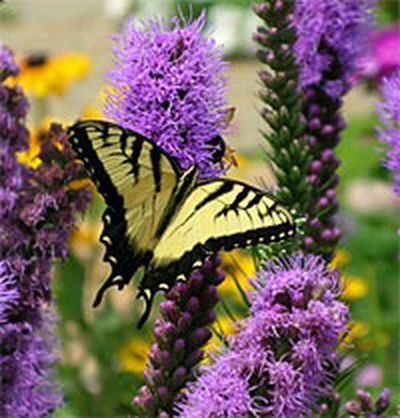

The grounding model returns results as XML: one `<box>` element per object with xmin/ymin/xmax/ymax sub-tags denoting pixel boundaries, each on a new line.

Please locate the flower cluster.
<box><xmin>357</xmin><ymin>25</ymin><xmax>400</xmax><ymax>84</ymax></box>
<box><xmin>345</xmin><ymin>388</ymin><xmax>391</xmax><ymax>417</ymax></box>
<box><xmin>293</xmin><ymin>0</ymin><xmax>376</xmax><ymax>259</ymax></box>
<box><xmin>0</xmin><ymin>45</ymin><xmax>91</xmax><ymax>417</ymax></box>
<box><xmin>294</xmin><ymin>0</ymin><xmax>376</xmax><ymax>98</ymax></box>
<box><xmin>134</xmin><ymin>257</ymin><xmax>225</xmax><ymax>418</ymax></box>
<box><xmin>377</xmin><ymin>72</ymin><xmax>400</xmax><ymax>196</ymax></box>
<box><xmin>176</xmin><ymin>254</ymin><xmax>349</xmax><ymax>418</ymax></box>
<box><xmin>105</xmin><ymin>12</ymin><xmax>229</xmax><ymax>178</ymax></box>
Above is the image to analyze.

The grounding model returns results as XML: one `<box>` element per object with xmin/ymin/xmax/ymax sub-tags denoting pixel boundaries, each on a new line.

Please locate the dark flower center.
<box><xmin>25</xmin><ymin>53</ymin><xmax>48</xmax><ymax>67</ymax></box>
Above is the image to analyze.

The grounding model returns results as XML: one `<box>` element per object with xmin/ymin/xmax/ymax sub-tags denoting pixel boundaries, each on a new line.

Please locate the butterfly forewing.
<box><xmin>68</xmin><ymin>120</ymin><xmax>180</xmax><ymax>305</ymax></box>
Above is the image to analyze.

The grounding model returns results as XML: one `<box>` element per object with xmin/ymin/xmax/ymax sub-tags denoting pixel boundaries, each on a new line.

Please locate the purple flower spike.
<box><xmin>105</xmin><ymin>12</ymin><xmax>229</xmax><ymax>178</ymax></box>
<box><xmin>293</xmin><ymin>1</ymin><xmax>375</xmax><ymax>259</ymax></box>
<box><xmin>0</xmin><ymin>45</ymin><xmax>91</xmax><ymax>418</ymax></box>
<box><xmin>294</xmin><ymin>0</ymin><xmax>376</xmax><ymax>98</ymax></box>
<box><xmin>176</xmin><ymin>254</ymin><xmax>348</xmax><ymax>418</ymax></box>
<box><xmin>377</xmin><ymin>72</ymin><xmax>400</xmax><ymax>197</ymax></box>
<box><xmin>134</xmin><ymin>256</ymin><xmax>225</xmax><ymax>417</ymax></box>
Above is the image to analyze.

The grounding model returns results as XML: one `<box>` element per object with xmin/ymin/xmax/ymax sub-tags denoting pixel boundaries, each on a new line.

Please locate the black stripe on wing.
<box><xmin>137</xmin><ymin>220</ymin><xmax>295</xmax><ymax>328</ymax></box>
<box><xmin>67</xmin><ymin>121</ymin><xmax>152</xmax><ymax>306</ymax></box>
<box><xmin>68</xmin><ymin>121</ymin><xmax>124</xmax><ymax>210</ymax></box>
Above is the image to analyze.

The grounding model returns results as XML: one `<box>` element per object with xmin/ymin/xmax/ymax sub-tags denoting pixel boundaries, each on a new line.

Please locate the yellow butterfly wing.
<box><xmin>153</xmin><ymin>179</ymin><xmax>295</xmax><ymax>268</ymax></box>
<box><xmin>152</xmin><ymin>178</ymin><xmax>295</xmax><ymax>269</ymax></box>
<box><xmin>68</xmin><ymin>120</ymin><xmax>180</xmax><ymax>305</ymax></box>
<box><xmin>135</xmin><ymin>178</ymin><xmax>295</xmax><ymax>326</ymax></box>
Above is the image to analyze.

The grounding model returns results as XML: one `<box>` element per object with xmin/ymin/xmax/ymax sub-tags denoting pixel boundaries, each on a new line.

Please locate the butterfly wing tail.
<box><xmin>92</xmin><ymin>208</ymin><xmax>149</xmax><ymax>308</ymax></box>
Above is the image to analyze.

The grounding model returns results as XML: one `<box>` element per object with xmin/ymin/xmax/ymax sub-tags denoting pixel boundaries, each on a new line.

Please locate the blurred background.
<box><xmin>1</xmin><ymin>0</ymin><xmax>398</xmax><ymax>416</ymax></box>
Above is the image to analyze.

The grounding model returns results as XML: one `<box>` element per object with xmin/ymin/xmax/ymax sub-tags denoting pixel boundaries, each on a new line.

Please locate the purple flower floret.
<box><xmin>0</xmin><ymin>45</ymin><xmax>91</xmax><ymax>418</ymax></box>
<box><xmin>294</xmin><ymin>0</ymin><xmax>376</xmax><ymax>97</ymax></box>
<box><xmin>377</xmin><ymin>72</ymin><xmax>400</xmax><ymax>196</ymax></box>
<box><xmin>176</xmin><ymin>351</ymin><xmax>257</xmax><ymax>418</ymax></box>
<box><xmin>105</xmin><ymin>12</ymin><xmax>229</xmax><ymax>178</ymax></box>
<box><xmin>0</xmin><ymin>45</ymin><xmax>19</xmax><ymax>81</ymax></box>
<box><xmin>176</xmin><ymin>254</ymin><xmax>349</xmax><ymax>418</ymax></box>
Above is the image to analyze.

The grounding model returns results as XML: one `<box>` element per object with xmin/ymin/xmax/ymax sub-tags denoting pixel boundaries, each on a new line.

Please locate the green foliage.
<box><xmin>53</xmin><ymin>235</ymin><xmax>148</xmax><ymax>417</ymax></box>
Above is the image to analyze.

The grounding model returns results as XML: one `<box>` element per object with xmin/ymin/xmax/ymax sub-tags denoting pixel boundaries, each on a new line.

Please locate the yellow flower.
<box><xmin>219</xmin><ymin>250</ymin><xmax>256</xmax><ymax>298</ymax></box>
<box><xmin>70</xmin><ymin>221</ymin><xmax>101</xmax><ymax>247</ymax></box>
<box><xmin>16</xmin><ymin>117</ymin><xmax>66</xmax><ymax>168</ymax></box>
<box><xmin>117</xmin><ymin>337</ymin><xmax>151</xmax><ymax>374</ymax></box>
<box><xmin>69</xmin><ymin>220</ymin><xmax>102</xmax><ymax>259</ymax></box>
<box><xmin>343</xmin><ymin>321</ymin><xmax>370</xmax><ymax>345</ymax></box>
<box><xmin>13</xmin><ymin>52</ymin><xmax>91</xmax><ymax>97</ymax></box>
<box><xmin>80</xmin><ymin>104</ymin><xmax>104</xmax><ymax>120</ymax></box>
<box><xmin>16</xmin><ymin>128</ymin><xmax>41</xmax><ymax>168</ymax></box>
<box><xmin>330</xmin><ymin>249</ymin><xmax>351</xmax><ymax>270</ymax></box>
<box><xmin>342</xmin><ymin>274</ymin><xmax>369</xmax><ymax>300</ymax></box>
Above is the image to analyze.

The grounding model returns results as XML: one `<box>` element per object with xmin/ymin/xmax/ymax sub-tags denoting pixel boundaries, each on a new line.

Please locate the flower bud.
<box><xmin>159</xmin><ymin>351</ymin><xmax>173</xmax><ymax>370</ymax></box>
<box><xmin>174</xmin><ymin>338</ymin><xmax>186</xmax><ymax>357</ymax></box>
<box><xmin>303</xmin><ymin>236</ymin><xmax>314</xmax><ymax>248</ymax></box>
<box><xmin>309</xmin><ymin>117</ymin><xmax>321</xmax><ymax>130</ymax></box>
<box><xmin>345</xmin><ymin>401</ymin><xmax>361</xmax><ymax>414</ymax></box>
<box><xmin>191</xmin><ymin>327</ymin><xmax>212</xmax><ymax>347</ymax></box>
<box><xmin>311</xmin><ymin>160</ymin><xmax>322</xmax><ymax>173</ymax></box>
<box><xmin>375</xmin><ymin>388</ymin><xmax>390</xmax><ymax>414</ymax></box>
<box><xmin>156</xmin><ymin>386</ymin><xmax>169</xmax><ymax>406</ymax></box>
<box><xmin>172</xmin><ymin>366</ymin><xmax>187</xmax><ymax>388</ymax></box>
<box><xmin>184</xmin><ymin>349</ymin><xmax>204</xmax><ymax>368</ymax></box>
<box><xmin>187</xmin><ymin>296</ymin><xmax>200</xmax><ymax>315</ymax></box>
<box><xmin>178</xmin><ymin>311</ymin><xmax>192</xmax><ymax>331</ymax></box>
<box><xmin>356</xmin><ymin>389</ymin><xmax>374</xmax><ymax>411</ymax></box>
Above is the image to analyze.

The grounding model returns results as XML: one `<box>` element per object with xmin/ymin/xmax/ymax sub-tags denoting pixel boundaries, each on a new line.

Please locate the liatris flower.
<box><xmin>105</xmin><ymin>11</ymin><xmax>229</xmax><ymax>178</ymax></box>
<box><xmin>105</xmin><ymin>11</ymin><xmax>230</xmax><ymax>415</ymax></box>
<box><xmin>358</xmin><ymin>25</ymin><xmax>400</xmax><ymax>84</ymax></box>
<box><xmin>293</xmin><ymin>0</ymin><xmax>376</xmax><ymax>259</ymax></box>
<box><xmin>294</xmin><ymin>0</ymin><xmax>376</xmax><ymax>98</ymax></box>
<box><xmin>377</xmin><ymin>72</ymin><xmax>400</xmax><ymax>197</ymax></box>
<box><xmin>344</xmin><ymin>388</ymin><xmax>391</xmax><ymax>417</ymax></box>
<box><xmin>134</xmin><ymin>257</ymin><xmax>225</xmax><ymax>418</ymax></box>
<box><xmin>176</xmin><ymin>254</ymin><xmax>349</xmax><ymax>418</ymax></box>
<box><xmin>176</xmin><ymin>350</ymin><xmax>258</xmax><ymax>418</ymax></box>
<box><xmin>253</xmin><ymin>0</ymin><xmax>311</xmax><ymax>218</ymax></box>
<box><xmin>0</xmin><ymin>45</ymin><xmax>91</xmax><ymax>417</ymax></box>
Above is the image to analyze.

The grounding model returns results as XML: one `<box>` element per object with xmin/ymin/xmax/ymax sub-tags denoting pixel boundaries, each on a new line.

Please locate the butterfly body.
<box><xmin>68</xmin><ymin>120</ymin><xmax>295</xmax><ymax>327</ymax></box>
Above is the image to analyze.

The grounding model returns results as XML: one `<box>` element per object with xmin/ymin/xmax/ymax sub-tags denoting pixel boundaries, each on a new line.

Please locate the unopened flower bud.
<box><xmin>187</xmin><ymin>296</ymin><xmax>200</xmax><ymax>315</ymax></box>
<box><xmin>375</xmin><ymin>388</ymin><xmax>390</xmax><ymax>414</ymax></box>
<box><xmin>178</xmin><ymin>311</ymin><xmax>192</xmax><ymax>330</ymax></box>
<box><xmin>345</xmin><ymin>400</ymin><xmax>361</xmax><ymax>414</ymax></box>
<box><xmin>172</xmin><ymin>366</ymin><xmax>187</xmax><ymax>388</ymax></box>
<box><xmin>156</xmin><ymin>386</ymin><xmax>169</xmax><ymax>406</ymax></box>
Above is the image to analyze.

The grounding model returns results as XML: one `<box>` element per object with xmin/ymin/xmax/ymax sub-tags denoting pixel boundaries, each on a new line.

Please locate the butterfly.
<box><xmin>68</xmin><ymin>120</ymin><xmax>295</xmax><ymax>327</ymax></box>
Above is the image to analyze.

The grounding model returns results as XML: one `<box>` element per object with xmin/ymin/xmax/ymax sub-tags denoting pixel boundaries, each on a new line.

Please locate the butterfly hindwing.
<box><xmin>151</xmin><ymin>178</ymin><xmax>295</xmax><ymax>272</ymax></box>
<box><xmin>135</xmin><ymin>177</ymin><xmax>295</xmax><ymax>326</ymax></box>
<box><xmin>68</xmin><ymin>120</ymin><xmax>180</xmax><ymax>305</ymax></box>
